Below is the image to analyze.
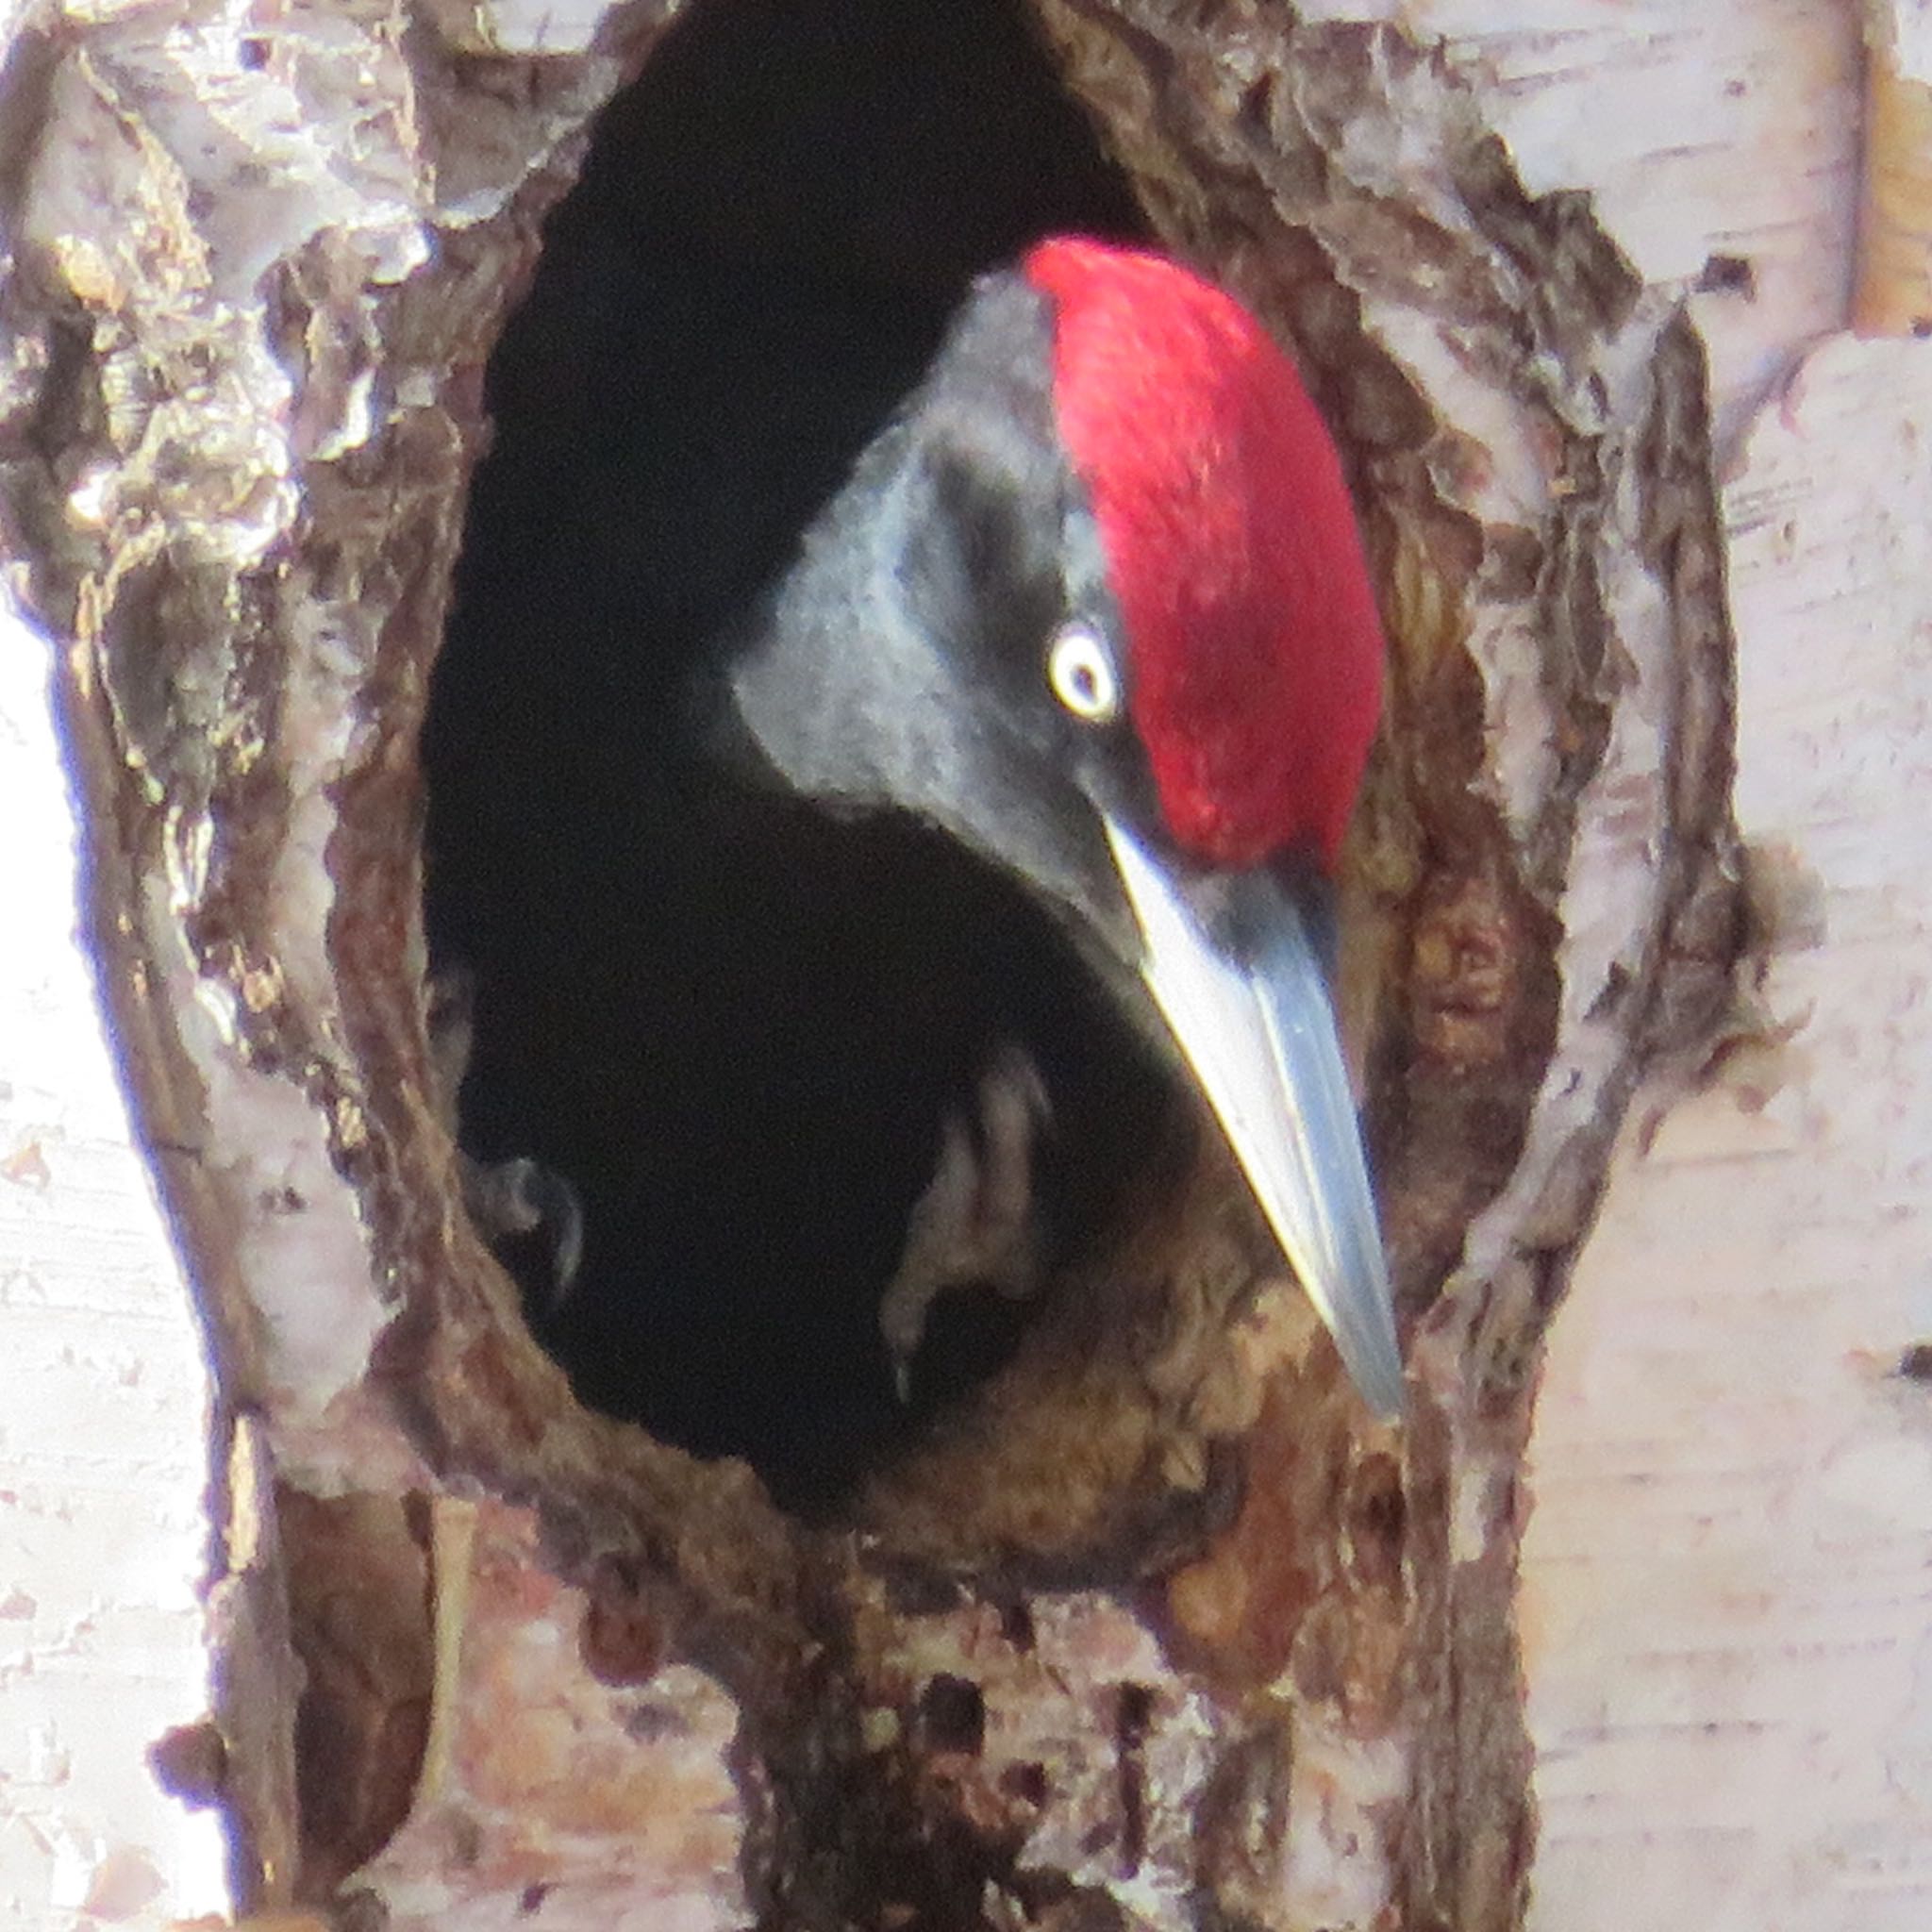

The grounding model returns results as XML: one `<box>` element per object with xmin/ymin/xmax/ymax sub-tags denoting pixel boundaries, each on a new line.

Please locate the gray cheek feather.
<box><xmin>713</xmin><ymin>262</ymin><xmax>1150</xmax><ymax>976</ymax></box>
<box><xmin>725</xmin><ymin>575</ymin><xmax>1139</xmax><ymax>975</ymax></box>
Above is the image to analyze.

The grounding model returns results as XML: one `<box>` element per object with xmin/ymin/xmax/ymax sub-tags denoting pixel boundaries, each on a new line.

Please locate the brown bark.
<box><xmin>0</xmin><ymin>2</ymin><xmax>1791</xmax><ymax>1927</ymax></box>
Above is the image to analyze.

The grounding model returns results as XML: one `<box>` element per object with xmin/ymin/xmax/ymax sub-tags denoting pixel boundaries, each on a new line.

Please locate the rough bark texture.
<box><xmin>1025</xmin><ymin>11</ymin><xmax>1741</xmax><ymax>1926</ymax></box>
<box><xmin>1521</xmin><ymin>35</ymin><xmax>1928</xmax><ymax>1907</ymax></box>
<box><xmin>0</xmin><ymin>607</ymin><xmax>235</xmax><ymax>1923</ymax></box>
<box><xmin>2</xmin><ymin>1</ymin><xmax>1864</xmax><ymax>1928</ymax></box>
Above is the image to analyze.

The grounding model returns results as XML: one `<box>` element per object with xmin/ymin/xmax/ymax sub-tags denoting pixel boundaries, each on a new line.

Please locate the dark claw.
<box><xmin>430</xmin><ymin>961</ymin><xmax>586</xmax><ymax>1311</ymax></box>
<box><xmin>880</xmin><ymin>1038</ymin><xmax>1054</xmax><ymax>1401</ymax></box>
<box><xmin>425</xmin><ymin>962</ymin><xmax>477</xmax><ymax>1133</ymax></box>
<box><xmin>461</xmin><ymin>1152</ymin><xmax>586</xmax><ymax>1311</ymax></box>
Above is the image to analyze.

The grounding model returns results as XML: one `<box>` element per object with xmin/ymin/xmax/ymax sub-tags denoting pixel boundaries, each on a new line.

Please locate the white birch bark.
<box><xmin>0</xmin><ymin>1</ymin><xmax>1921</xmax><ymax>1927</ymax></box>
<box><xmin>0</xmin><ymin>611</ymin><xmax>229</xmax><ymax>1923</ymax></box>
<box><xmin>1380</xmin><ymin>7</ymin><xmax>1932</xmax><ymax>1927</ymax></box>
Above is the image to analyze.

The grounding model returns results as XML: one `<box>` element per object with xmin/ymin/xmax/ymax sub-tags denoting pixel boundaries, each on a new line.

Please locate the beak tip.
<box><xmin>1356</xmin><ymin>1350</ymin><xmax>1407</xmax><ymax>1423</ymax></box>
<box><xmin>1321</xmin><ymin>1269</ymin><xmax>1407</xmax><ymax>1422</ymax></box>
<box><xmin>1099</xmin><ymin>814</ymin><xmax>1407</xmax><ymax>1425</ymax></box>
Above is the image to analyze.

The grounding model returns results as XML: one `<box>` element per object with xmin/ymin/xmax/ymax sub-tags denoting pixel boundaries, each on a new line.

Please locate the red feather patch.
<box><xmin>1024</xmin><ymin>237</ymin><xmax>1384</xmax><ymax>872</ymax></box>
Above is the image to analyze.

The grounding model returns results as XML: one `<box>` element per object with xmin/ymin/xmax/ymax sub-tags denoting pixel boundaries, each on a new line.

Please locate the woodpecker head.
<box><xmin>707</xmin><ymin>236</ymin><xmax>1402</xmax><ymax>1416</ymax></box>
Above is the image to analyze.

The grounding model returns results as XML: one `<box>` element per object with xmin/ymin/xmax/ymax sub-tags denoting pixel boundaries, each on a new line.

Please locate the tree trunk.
<box><xmin>0</xmin><ymin>3</ymin><xmax>1913</xmax><ymax>1929</ymax></box>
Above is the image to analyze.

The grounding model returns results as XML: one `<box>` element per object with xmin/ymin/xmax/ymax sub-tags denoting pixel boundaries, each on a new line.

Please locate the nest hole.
<box><xmin>421</xmin><ymin>0</ymin><xmax>1208</xmax><ymax>1514</ymax></box>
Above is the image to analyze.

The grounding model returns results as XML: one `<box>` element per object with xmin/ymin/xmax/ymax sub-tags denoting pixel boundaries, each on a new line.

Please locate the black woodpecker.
<box><xmin>425</xmin><ymin>236</ymin><xmax>1403</xmax><ymax>1491</ymax></box>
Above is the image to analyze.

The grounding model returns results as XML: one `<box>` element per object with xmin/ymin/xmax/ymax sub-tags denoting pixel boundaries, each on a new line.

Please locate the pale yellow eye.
<box><xmin>1046</xmin><ymin>625</ymin><xmax>1121</xmax><ymax>724</ymax></box>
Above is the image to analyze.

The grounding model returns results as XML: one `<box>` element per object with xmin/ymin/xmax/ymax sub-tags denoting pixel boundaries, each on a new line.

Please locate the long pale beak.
<box><xmin>1102</xmin><ymin>817</ymin><xmax>1405</xmax><ymax>1418</ymax></box>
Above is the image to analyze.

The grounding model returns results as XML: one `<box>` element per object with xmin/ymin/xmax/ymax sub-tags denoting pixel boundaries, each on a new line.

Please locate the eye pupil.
<box><xmin>1048</xmin><ymin>625</ymin><xmax>1119</xmax><ymax>724</ymax></box>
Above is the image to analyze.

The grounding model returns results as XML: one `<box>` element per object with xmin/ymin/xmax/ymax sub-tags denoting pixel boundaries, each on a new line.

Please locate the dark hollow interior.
<box><xmin>420</xmin><ymin>0</ymin><xmax>1193</xmax><ymax>1508</ymax></box>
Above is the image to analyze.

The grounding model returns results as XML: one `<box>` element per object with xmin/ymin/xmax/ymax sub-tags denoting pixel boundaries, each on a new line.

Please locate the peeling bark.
<box><xmin>1029</xmin><ymin>11</ymin><xmax>1739</xmax><ymax>1924</ymax></box>
<box><xmin>0</xmin><ymin>2</ymin><xmax>1774</xmax><ymax>1928</ymax></box>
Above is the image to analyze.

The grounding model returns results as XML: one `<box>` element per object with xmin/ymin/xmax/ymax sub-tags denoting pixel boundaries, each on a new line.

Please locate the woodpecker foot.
<box><xmin>880</xmin><ymin>1041</ymin><xmax>1053</xmax><ymax>1402</ymax></box>
<box><xmin>459</xmin><ymin>1153</ymin><xmax>585</xmax><ymax>1310</ymax></box>
<box><xmin>425</xmin><ymin>961</ymin><xmax>478</xmax><ymax>1133</ymax></box>
<box><xmin>428</xmin><ymin>964</ymin><xmax>585</xmax><ymax>1307</ymax></box>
